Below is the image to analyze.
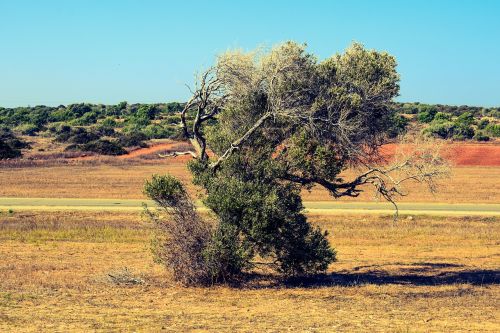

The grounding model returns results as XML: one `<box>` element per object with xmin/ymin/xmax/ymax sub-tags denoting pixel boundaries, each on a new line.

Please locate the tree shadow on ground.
<box><xmin>240</xmin><ymin>262</ymin><xmax>499</xmax><ymax>289</ymax></box>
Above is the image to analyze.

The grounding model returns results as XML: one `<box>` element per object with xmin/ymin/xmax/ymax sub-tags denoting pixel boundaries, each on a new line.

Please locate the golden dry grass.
<box><xmin>1</xmin><ymin>160</ymin><xmax>499</xmax><ymax>203</ymax></box>
<box><xmin>0</xmin><ymin>210</ymin><xmax>498</xmax><ymax>332</ymax></box>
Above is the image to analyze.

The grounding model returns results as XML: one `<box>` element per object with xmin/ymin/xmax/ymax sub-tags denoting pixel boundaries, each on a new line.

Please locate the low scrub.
<box><xmin>117</xmin><ymin>132</ymin><xmax>148</xmax><ymax>148</ymax></box>
<box><xmin>484</xmin><ymin>123</ymin><xmax>500</xmax><ymax>137</ymax></box>
<box><xmin>0</xmin><ymin>128</ymin><xmax>29</xmax><ymax>159</ymax></box>
<box><xmin>144</xmin><ymin>175</ymin><xmax>248</xmax><ymax>285</ymax></box>
<box><xmin>66</xmin><ymin>139</ymin><xmax>127</xmax><ymax>155</ymax></box>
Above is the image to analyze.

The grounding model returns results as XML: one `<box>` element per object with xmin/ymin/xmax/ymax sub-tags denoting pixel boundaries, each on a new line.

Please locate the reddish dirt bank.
<box><xmin>65</xmin><ymin>141</ymin><xmax>499</xmax><ymax>166</ymax></box>
<box><xmin>381</xmin><ymin>143</ymin><xmax>500</xmax><ymax>166</ymax></box>
<box><xmin>117</xmin><ymin>143</ymin><xmax>179</xmax><ymax>159</ymax></box>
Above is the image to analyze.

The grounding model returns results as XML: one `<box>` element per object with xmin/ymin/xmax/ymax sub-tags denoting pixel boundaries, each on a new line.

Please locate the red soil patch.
<box><xmin>117</xmin><ymin>143</ymin><xmax>179</xmax><ymax>159</ymax></box>
<box><xmin>380</xmin><ymin>143</ymin><xmax>500</xmax><ymax>166</ymax></box>
<box><xmin>66</xmin><ymin>142</ymin><xmax>193</xmax><ymax>162</ymax></box>
<box><xmin>65</xmin><ymin>141</ymin><xmax>499</xmax><ymax>167</ymax></box>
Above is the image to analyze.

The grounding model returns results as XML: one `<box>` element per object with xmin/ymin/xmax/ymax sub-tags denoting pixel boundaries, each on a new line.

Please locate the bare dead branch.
<box><xmin>158</xmin><ymin>151</ymin><xmax>197</xmax><ymax>158</ymax></box>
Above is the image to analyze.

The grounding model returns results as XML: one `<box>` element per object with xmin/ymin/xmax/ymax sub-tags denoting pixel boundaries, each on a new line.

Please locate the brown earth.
<box><xmin>46</xmin><ymin>138</ymin><xmax>498</xmax><ymax>167</ymax></box>
<box><xmin>121</xmin><ymin>141</ymin><xmax>500</xmax><ymax>166</ymax></box>
<box><xmin>380</xmin><ymin>142</ymin><xmax>500</xmax><ymax>166</ymax></box>
<box><xmin>118</xmin><ymin>143</ymin><xmax>175</xmax><ymax>159</ymax></box>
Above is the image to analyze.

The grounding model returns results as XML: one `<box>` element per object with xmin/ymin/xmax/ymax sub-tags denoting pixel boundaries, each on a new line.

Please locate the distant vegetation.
<box><xmin>0</xmin><ymin>102</ymin><xmax>185</xmax><ymax>158</ymax></box>
<box><xmin>393</xmin><ymin>102</ymin><xmax>499</xmax><ymax>141</ymax></box>
<box><xmin>0</xmin><ymin>100</ymin><xmax>498</xmax><ymax>159</ymax></box>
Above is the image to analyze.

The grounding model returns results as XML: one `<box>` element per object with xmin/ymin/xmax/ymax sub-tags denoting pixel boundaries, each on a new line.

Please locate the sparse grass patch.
<box><xmin>0</xmin><ymin>162</ymin><xmax>498</xmax><ymax>203</ymax></box>
<box><xmin>0</xmin><ymin>210</ymin><xmax>498</xmax><ymax>331</ymax></box>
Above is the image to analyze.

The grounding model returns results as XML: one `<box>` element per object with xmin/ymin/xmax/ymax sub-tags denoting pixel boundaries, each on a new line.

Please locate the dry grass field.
<box><xmin>0</xmin><ymin>210</ymin><xmax>498</xmax><ymax>332</ymax></box>
<box><xmin>1</xmin><ymin>147</ymin><xmax>499</xmax><ymax>331</ymax></box>
<box><xmin>1</xmin><ymin>159</ymin><xmax>499</xmax><ymax>203</ymax></box>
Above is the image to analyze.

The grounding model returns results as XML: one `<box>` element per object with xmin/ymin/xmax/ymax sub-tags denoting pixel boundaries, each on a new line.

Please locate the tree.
<box><xmin>146</xmin><ymin>42</ymin><xmax>447</xmax><ymax>284</ymax></box>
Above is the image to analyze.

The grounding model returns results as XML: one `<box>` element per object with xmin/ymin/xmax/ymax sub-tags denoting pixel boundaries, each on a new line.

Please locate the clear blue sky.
<box><xmin>1</xmin><ymin>0</ymin><xmax>499</xmax><ymax>107</ymax></box>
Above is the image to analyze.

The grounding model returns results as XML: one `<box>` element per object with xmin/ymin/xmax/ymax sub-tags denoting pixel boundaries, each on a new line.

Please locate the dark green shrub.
<box><xmin>473</xmin><ymin>132</ymin><xmax>490</xmax><ymax>141</ymax></box>
<box><xmin>142</xmin><ymin>124</ymin><xmax>175</xmax><ymax>139</ymax></box>
<box><xmin>485</xmin><ymin>123</ymin><xmax>500</xmax><ymax>137</ymax></box>
<box><xmin>202</xmin><ymin>222</ymin><xmax>251</xmax><ymax>283</ymax></box>
<box><xmin>70</xmin><ymin>129</ymin><xmax>99</xmax><ymax>144</ymax></box>
<box><xmin>80</xmin><ymin>139</ymin><xmax>127</xmax><ymax>155</ymax></box>
<box><xmin>417</xmin><ymin>106</ymin><xmax>438</xmax><ymax>123</ymax></box>
<box><xmin>477</xmin><ymin>118</ymin><xmax>490</xmax><ymax>130</ymax></box>
<box><xmin>455</xmin><ymin>112</ymin><xmax>475</xmax><ymax>127</ymax></box>
<box><xmin>67</xmin><ymin>103</ymin><xmax>92</xmax><ymax>118</ymax></box>
<box><xmin>48</xmin><ymin>108</ymin><xmax>75</xmax><ymax>122</ymax></box>
<box><xmin>452</xmin><ymin>125</ymin><xmax>475</xmax><ymax>140</ymax></box>
<box><xmin>136</xmin><ymin>105</ymin><xmax>160</xmax><ymax>120</ymax></box>
<box><xmin>55</xmin><ymin>126</ymin><xmax>100</xmax><ymax>144</ymax></box>
<box><xmin>387</xmin><ymin>113</ymin><xmax>408</xmax><ymax>138</ymax></box>
<box><xmin>125</xmin><ymin>114</ymin><xmax>150</xmax><ymax>128</ymax></box>
<box><xmin>93</xmin><ymin>125</ymin><xmax>116</xmax><ymax>137</ymax></box>
<box><xmin>105</xmin><ymin>102</ymin><xmax>128</xmax><ymax>117</ymax></box>
<box><xmin>15</xmin><ymin>123</ymin><xmax>40</xmax><ymax>136</ymax></box>
<box><xmin>100</xmin><ymin>117</ymin><xmax>118</xmax><ymax>128</ymax></box>
<box><xmin>433</xmin><ymin>112</ymin><xmax>452</xmax><ymax>122</ymax></box>
<box><xmin>423</xmin><ymin>121</ymin><xmax>456</xmax><ymax>139</ymax></box>
<box><xmin>117</xmin><ymin>131</ymin><xmax>148</xmax><ymax>147</ymax></box>
<box><xmin>165</xmin><ymin>102</ymin><xmax>183</xmax><ymax>114</ymax></box>
<box><xmin>0</xmin><ymin>128</ymin><xmax>30</xmax><ymax>150</ymax></box>
<box><xmin>70</xmin><ymin>111</ymin><xmax>98</xmax><ymax>125</ymax></box>
<box><xmin>0</xmin><ymin>139</ymin><xmax>22</xmax><ymax>159</ymax></box>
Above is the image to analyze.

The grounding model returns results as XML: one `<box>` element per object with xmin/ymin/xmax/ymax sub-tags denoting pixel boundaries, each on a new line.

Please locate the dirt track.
<box><xmin>1</xmin><ymin>197</ymin><xmax>499</xmax><ymax>216</ymax></box>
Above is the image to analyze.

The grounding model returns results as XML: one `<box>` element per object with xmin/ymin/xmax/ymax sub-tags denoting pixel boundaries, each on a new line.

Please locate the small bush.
<box><xmin>484</xmin><ymin>123</ymin><xmax>500</xmax><ymax>137</ymax></box>
<box><xmin>117</xmin><ymin>132</ymin><xmax>148</xmax><ymax>147</ymax></box>
<box><xmin>477</xmin><ymin>118</ymin><xmax>490</xmax><ymax>130</ymax></box>
<box><xmin>387</xmin><ymin>114</ymin><xmax>408</xmax><ymax>138</ymax></box>
<box><xmin>80</xmin><ymin>139</ymin><xmax>127</xmax><ymax>155</ymax></box>
<box><xmin>93</xmin><ymin>125</ymin><xmax>116</xmax><ymax>137</ymax></box>
<box><xmin>433</xmin><ymin>112</ymin><xmax>452</xmax><ymax>122</ymax></box>
<box><xmin>144</xmin><ymin>175</ymin><xmax>213</xmax><ymax>285</ymax></box>
<box><xmin>144</xmin><ymin>175</ymin><xmax>248</xmax><ymax>285</ymax></box>
<box><xmin>70</xmin><ymin>112</ymin><xmax>98</xmax><ymax>126</ymax></box>
<box><xmin>0</xmin><ymin>140</ymin><xmax>22</xmax><ymax>159</ymax></box>
<box><xmin>142</xmin><ymin>124</ymin><xmax>176</xmax><ymax>139</ymax></box>
<box><xmin>15</xmin><ymin>123</ymin><xmax>40</xmax><ymax>136</ymax></box>
<box><xmin>417</xmin><ymin>106</ymin><xmax>438</xmax><ymax>123</ymax></box>
<box><xmin>473</xmin><ymin>132</ymin><xmax>490</xmax><ymax>141</ymax></box>
<box><xmin>452</xmin><ymin>124</ymin><xmax>475</xmax><ymax>140</ymax></box>
<box><xmin>0</xmin><ymin>128</ymin><xmax>29</xmax><ymax>158</ymax></box>
<box><xmin>100</xmin><ymin>117</ymin><xmax>118</xmax><ymax>128</ymax></box>
<box><xmin>69</xmin><ymin>129</ymin><xmax>100</xmax><ymax>144</ymax></box>
<box><xmin>455</xmin><ymin>112</ymin><xmax>475</xmax><ymax>127</ymax></box>
<box><xmin>423</xmin><ymin>121</ymin><xmax>455</xmax><ymax>139</ymax></box>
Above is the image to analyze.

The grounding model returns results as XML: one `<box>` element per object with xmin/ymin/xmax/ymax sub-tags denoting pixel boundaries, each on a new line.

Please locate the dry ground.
<box><xmin>0</xmin><ymin>210</ymin><xmax>498</xmax><ymax>332</ymax></box>
<box><xmin>1</xmin><ymin>160</ymin><xmax>499</xmax><ymax>204</ymax></box>
<box><xmin>1</xmin><ymin>144</ymin><xmax>499</xmax><ymax>331</ymax></box>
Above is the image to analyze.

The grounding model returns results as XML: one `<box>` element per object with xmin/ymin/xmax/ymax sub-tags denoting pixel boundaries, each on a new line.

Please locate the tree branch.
<box><xmin>209</xmin><ymin>112</ymin><xmax>273</xmax><ymax>170</ymax></box>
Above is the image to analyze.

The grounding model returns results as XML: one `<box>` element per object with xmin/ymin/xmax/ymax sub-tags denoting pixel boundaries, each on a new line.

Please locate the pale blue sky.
<box><xmin>0</xmin><ymin>0</ymin><xmax>499</xmax><ymax>107</ymax></box>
